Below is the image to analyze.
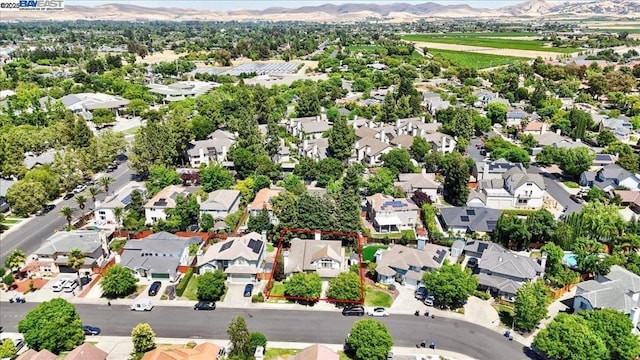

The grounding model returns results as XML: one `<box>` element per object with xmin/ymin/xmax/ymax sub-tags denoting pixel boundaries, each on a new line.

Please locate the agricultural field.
<box><xmin>427</xmin><ymin>48</ymin><xmax>528</xmax><ymax>69</ymax></box>
<box><xmin>403</xmin><ymin>33</ymin><xmax>579</xmax><ymax>53</ymax></box>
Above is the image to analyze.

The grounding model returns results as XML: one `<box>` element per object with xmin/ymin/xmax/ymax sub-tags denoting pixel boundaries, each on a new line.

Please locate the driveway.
<box><xmin>391</xmin><ymin>284</ymin><xmax>423</xmax><ymax>314</ymax></box>
<box><xmin>219</xmin><ymin>283</ymin><xmax>254</xmax><ymax>308</ymax></box>
<box><xmin>528</xmin><ymin>166</ymin><xmax>583</xmax><ymax>216</ymax></box>
<box><xmin>463</xmin><ymin>296</ymin><xmax>499</xmax><ymax>328</ymax></box>
<box><xmin>30</xmin><ymin>274</ymin><xmax>79</xmax><ymax>301</ymax></box>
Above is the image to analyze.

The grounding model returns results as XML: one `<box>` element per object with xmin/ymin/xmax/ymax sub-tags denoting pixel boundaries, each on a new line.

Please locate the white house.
<box><xmin>288</xmin><ymin>116</ymin><xmax>332</xmax><ymax>140</ymax></box>
<box><xmin>468</xmin><ymin>167</ymin><xmax>546</xmax><ymax>209</ymax></box>
<box><xmin>144</xmin><ymin>185</ymin><xmax>198</xmax><ymax>225</ymax></box>
<box><xmin>197</xmin><ymin>232</ymin><xmax>265</xmax><ymax>283</ymax></box>
<box><xmin>95</xmin><ymin>183</ymin><xmax>146</xmax><ymax>225</ymax></box>
<box><xmin>199</xmin><ymin>189</ymin><xmax>241</xmax><ymax>220</ymax></box>
<box><xmin>284</xmin><ymin>236</ymin><xmax>344</xmax><ymax>279</ymax></box>
<box><xmin>353</xmin><ymin>137</ymin><xmax>393</xmax><ymax>166</ymax></box>
<box><xmin>186</xmin><ymin>130</ymin><xmax>236</xmax><ymax>167</ymax></box>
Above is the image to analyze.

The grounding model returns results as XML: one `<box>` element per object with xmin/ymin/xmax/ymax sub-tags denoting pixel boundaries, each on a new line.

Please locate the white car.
<box><xmin>72</xmin><ymin>184</ymin><xmax>87</xmax><ymax>194</ymax></box>
<box><xmin>368</xmin><ymin>307</ymin><xmax>389</xmax><ymax>317</ymax></box>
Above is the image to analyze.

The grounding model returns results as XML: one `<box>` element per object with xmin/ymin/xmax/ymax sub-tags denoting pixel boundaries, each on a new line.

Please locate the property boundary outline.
<box><xmin>264</xmin><ymin>228</ymin><xmax>365</xmax><ymax>304</ymax></box>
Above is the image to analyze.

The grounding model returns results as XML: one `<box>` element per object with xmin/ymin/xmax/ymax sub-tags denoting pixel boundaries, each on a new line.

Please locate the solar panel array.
<box><xmin>153</xmin><ymin>199</ymin><xmax>167</xmax><ymax>207</ymax></box>
<box><xmin>222</xmin><ymin>62</ymin><xmax>299</xmax><ymax>76</ymax></box>
<box><xmin>220</xmin><ymin>240</ymin><xmax>234</xmax><ymax>252</ymax></box>
<box><xmin>466</xmin><ymin>209</ymin><xmax>476</xmax><ymax>216</ymax></box>
<box><xmin>121</xmin><ymin>194</ymin><xmax>133</xmax><ymax>207</ymax></box>
<box><xmin>247</xmin><ymin>239</ymin><xmax>262</xmax><ymax>254</ymax></box>
<box><xmin>433</xmin><ymin>249</ymin><xmax>447</xmax><ymax>264</ymax></box>
<box><xmin>382</xmin><ymin>200</ymin><xmax>407</xmax><ymax>208</ymax></box>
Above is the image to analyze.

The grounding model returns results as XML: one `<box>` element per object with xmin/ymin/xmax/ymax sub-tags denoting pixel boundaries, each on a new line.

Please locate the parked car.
<box><xmin>52</xmin><ymin>279</ymin><xmax>68</xmax><ymax>293</ymax></box>
<box><xmin>342</xmin><ymin>305</ymin><xmax>365</xmax><ymax>316</ymax></box>
<box><xmin>148</xmin><ymin>281</ymin><xmax>161</xmax><ymax>296</ymax></box>
<box><xmin>63</xmin><ymin>193</ymin><xmax>75</xmax><ymax>200</ymax></box>
<box><xmin>243</xmin><ymin>284</ymin><xmax>254</xmax><ymax>297</ymax></box>
<box><xmin>63</xmin><ymin>279</ymin><xmax>78</xmax><ymax>293</ymax></box>
<box><xmin>131</xmin><ymin>299</ymin><xmax>154</xmax><ymax>311</ymax></box>
<box><xmin>423</xmin><ymin>297</ymin><xmax>434</xmax><ymax>307</ymax></box>
<box><xmin>72</xmin><ymin>184</ymin><xmax>87</xmax><ymax>194</ymax></box>
<box><xmin>83</xmin><ymin>325</ymin><xmax>101</xmax><ymax>335</ymax></box>
<box><xmin>569</xmin><ymin>194</ymin><xmax>584</xmax><ymax>204</ymax></box>
<box><xmin>36</xmin><ymin>204</ymin><xmax>55</xmax><ymax>216</ymax></box>
<box><xmin>368</xmin><ymin>307</ymin><xmax>389</xmax><ymax>317</ymax></box>
<box><xmin>415</xmin><ymin>286</ymin><xmax>427</xmax><ymax>300</ymax></box>
<box><xmin>193</xmin><ymin>301</ymin><xmax>216</xmax><ymax>311</ymax></box>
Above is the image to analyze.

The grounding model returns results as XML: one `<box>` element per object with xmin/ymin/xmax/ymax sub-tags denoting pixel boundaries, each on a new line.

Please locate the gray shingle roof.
<box><xmin>376</xmin><ymin>244</ymin><xmax>450</xmax><ymax>277</ymax></box>
<box><xmin>438</xmin><ymin>207</ymin><xmax>502</xmax><ymax>233</ymax></box>
<box><xmin>286</xmin><ymin>238</ymin><xmax>342</xmax><ymax>274</ymax></box>
<box><xmin>199</xmin><ymin>232</ymin><xmax>264</xmax><ymax>264</ymax></box>
<box><xmin>576</xmin><ymin>266</ymin><xmax>640</xmax><ymax>314</ymax></box>
<box><xmin>200</xmin><ymin>190</ymin><xmax>240</xmax><ymax>212</ymax></box>
<box><xmin>36</xmin><ymin>230</ymin><xmax>104</xmax><ymax>256</ymax></box>
<box><xmin>120</xmin><ymin>232</ymin><xmax>201</xmax><ymax>274</ymax></box>
<box><xmin>478</xmin><ymin>249</ymin><xmax>543</xmax><ymax>280</ymax></box>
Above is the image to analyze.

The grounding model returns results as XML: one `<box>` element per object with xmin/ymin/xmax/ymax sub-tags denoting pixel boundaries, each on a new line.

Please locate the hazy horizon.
<box><xmin>62</xmin><ymin>0</ymin><xmax>591</xmax><ymax>10</ymax></box>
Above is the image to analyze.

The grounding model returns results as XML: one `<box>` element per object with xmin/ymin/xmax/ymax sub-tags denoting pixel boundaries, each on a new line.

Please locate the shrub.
<box><xmin>474</xmin><ymin>290</ymin><xmax>492</xmax><ymax>300</ymax></box>
<box><xmin>251</xmin><ymin>292</ymin><xmax>265</xmax><ymax>303</ymax></box>
<box><xmin>185</xmin><ymin>341</ymin><xmax>197</xmax><ymax>349</ymax></box>
<box><xmin>387</xmin><ymin>284</ymin><xmax>396</xmax><ymax>291</ymax></box>
<box><xmin>0</xmin><ymin>267</ymin><xmax>6</xmax><ymax>277</ymax></box>
<box><xmin>109</xmin><ymin>238</ymin><xmax>127</xmax><ymax>253</ymax></box>
<box><xmin>2</xmin><ymin>274</ymin><xmax>14</xmax><ymax>286</ymax></box>
<box><xmin>176</xmin><ymin>268</ymin><xmax>194</xmax><ymax>297</ymax></box>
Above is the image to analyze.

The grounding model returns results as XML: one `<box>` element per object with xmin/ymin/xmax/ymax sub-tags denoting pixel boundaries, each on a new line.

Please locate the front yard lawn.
<box><xmin>362</xmin><ymin>245</ymin><xmax>388</xmax><ymax>262</ymax></box>
<box><xmin>182</xmin><ymin>275</ymin><xmax>199</xmax><ymax>301</ymax></box>
<box><xmin>266</xmin><ymin>348</ymin><xmax>299</xmax><ymax>359</ymax></box>
<box><xmin>365</xmin><ymin>289</ymin><xmax>393</xmax><ymax>307</ymax></box>
<box><xmin>493</xmin><ymin>304</ymin><xmax>515</xmax><ymax>328</ymax></box>
<box><xmin>562</xmin><ymin>180</ymin><xmax>580</xmax><ymax>188</ymax></box>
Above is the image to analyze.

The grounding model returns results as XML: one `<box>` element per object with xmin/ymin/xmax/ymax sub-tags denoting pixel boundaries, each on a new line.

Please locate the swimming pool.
<box><xmin>563</xmin><ymin>253</ymin><xmax>577</xmax><ymax>267</ymax></box>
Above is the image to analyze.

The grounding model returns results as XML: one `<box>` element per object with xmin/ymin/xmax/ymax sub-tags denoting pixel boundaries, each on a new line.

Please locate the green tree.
<box><xmin>227</xmin><ymin>316</ymin><xmax>252</xmax><ymax>358</ymax></box>
<box><xmin>66</xmin><ymin>248</ymin><xmax>85</xmax><ymax>290</ymax></box>
<box><xmin>24</xmin><ymin>167</ymin><xmax>60</xmax><ymax>200</ymax></box>
<box><xmin>247</xmin><ymin>207</ymin><xmax>272</xmax><ymax>234</ymax></box>
<box><xmin>145</xmin><ymin>165</ymin><xmax>182</xmax><ymax>195</ymax></box>
<box><xmin>295</xmin><ymin>85</ymin><xmax>321</xmax><ymax>117</ymax></box>
<box><xmin>486</xmin><ymin>101</ymin><xmax>508</xmax><ymax>125</ymax></box>
<box><xmin>249</xmin><ymin>332</ymin><xmax>268</xmax><ymax>355</ymax></box>
<box><xmin>443</xmin><ymin>153</ymin><xmax>470</xmax><ymax>206</ymax></box>
<box><xmin>74</xmin><ymin>195</ymin><xmax>87</xmax><ymax>217</ymax></box>
<box><xmin>328</xmin><ymin>115</ymin><xmax>355</xmax><ymax>162</ymax></box>
<box><xmin>4</xmin><ymin>249</ymin><xmax>26</xmax><ymax>272</ymax></box>
<box><xmin>130</xmin><ymin>119</ymin><xmax>177</xmax><ymax>173</ymax></box>
<box><xmin>284</xmin><ymin>272</ymin><xmax>322</xmax><ymax>303</ymax></box>
<box><xmin>92</xmin><ymin>108</ymin><xmax>116</xmax><ymax>126</ymax></box>
<box><xmin>574</xmin><ymin>237</ymin><xmax>612</xmax><ymax>276</ymax></box>
<box><xmin>97</xmin><ymin>176</ymin><xmax>114</xmax><ymax>195</ymax></box>
<box><xmin>59</xmin><ymin>206</ymin><xmax>76</xmax><ymax>230</ymax></box>
<box><xmin>568</xmin><ymin>108</ymin><xmax>593</xmax><ymax>140</ymax></box>
<box><xmin>165</xmin><ymin>195</ymin><xmax>200</xmax><ymax>231</ymax></box>
<box><xmin>200</xmin><ymin>163</ymin><xmax>234</xmax><ymax>192</ymax></box>
<box><xmin>493</xmin><ymin>213</ymin><xmax>531</xmax><ymax>249</ymax></box>
<box><xmin>578</xmin><ymin>308</ymin><xmax>640</xmax><ymax>360</ymax></box>
<box><xmin>366</xmin><ymin>167</ymin><xmax>395</xmax><ymax>195</ymax></box>
<box><xmin>196</xmin><ymin>270</ymin><xmax>227</xmax><ymax>302</ymax></box>
<box><xmin>347</xmin><ymin>319</ymin><xmax>394</xmax><ymax>360</ymax></box>
<box><xmin>18</xmin><ymin>298</ymin><xmax>84</xmax><ymax>354</ymax></box>
<box><xmin>200</xmin><ymin>213</ymin><xmax>214</xmax><ymax>232</ymax></box>
<box><xmin>88</xmin><ymin>185</ymin><xmax>102</xmax><ymax>204</ymax></box>
<box><xmin>559</xmin><ymin>147</ymin><xmax>595</xmax><ymax>179</ymax></box>
<box><xmin>113</xmin><ymin>206</ymin><xmax>124</xmax><ymax>230</ymax></box>
<box><xmin>71</xmin><ymin>118</ymin><xmax>93</xmax><ymax>149</ymax></box>
<box><xmin>597</xmin><ymin>130</ymin><xmax>617</xmax><ymax>147</ymax></box>
<box><xmin>514</xmin><ymin>280</ymin><xmax>550</xmax><ymax>332</ymax></box>
<box><xmin>6</xmin><ymin>180</ymin><xmax>47</xmax><ymax>216</ymax></box>
<box><xmin>131</xmin><ymin>323</ymin><xmax>156</xmax><ymax>354</ymax></box>
<box><xmin>526</xmin><ymin>209</ymin><xmax>556</xmax><ymax>244</ymax></box>
<box><xmin>422</xmin><ymin>261</ymin><xmax>477</xmax><ymax>308</ymax></box>
<box><xmin>127</xmin><ymin>99</ymin><xmax>149</xmax><ymax>117</ymax></box>
<box><xmin>381</xmin><ymin>148</ymin><xmax>415</xmax><ymax>175</ymax></box>
<box><xmin>409</xmin><ymin>135</ymin><xmax>430</xmax><ymax>162</ymax></box>
<box><xmin>100</xmin><ymin>264</ymin><xmax>138</xmax><ymax>299</ymax></box>
<box><xmin>315</xmin><ymin>158</ymin><xmax>344</xmax><ymax>187</ymax></box>
<box><xmin>0</xmin><ymin>339</ymin><xmax>16</xmax><ymax>359</ymax></box>
<box><xmin>326</xmin><ymin>272</ymin><xmax>362</xmax><ymax>304</ymax></box>
<box><xmin>533</xmin><ymin>313</ymin><xmax>608</xmax><ymax>360</ymax></box>
<box><xmin>273</xmin><ymin>254</ymin><xmax>285</xmax><ymax>282</ymax></box>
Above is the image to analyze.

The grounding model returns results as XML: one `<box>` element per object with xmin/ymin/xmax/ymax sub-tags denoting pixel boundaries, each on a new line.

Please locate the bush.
<box><xmin>2</xmin><ymin>274</ymin><xmax>14</xmax><ymax>286</ymax></box>
<box><xmin>185</xmin><ymin>341</ymin><xmax>197</xmax><ymax>349</ymax></box>
<box><xmin>109</xmin><ymin>238</ymin><xmax>127</xmax><ymax>253</ymax></box>
<box><xmin>474</xmin><ymin>290</ymin><xmax>492</xmax><ymax>300</ymax></box>
<box><xmin>387</xmin><ymin>284</ymin><xmax>396</xmax><ymax>291</ymax></box>
<box><xmin>176</xmin><ymin>268</ymin><xmax>193</xmax><ymax>297</ymax></box>
<box><xmin>0</xmin><ymin>267</ymin><xmax>6</xmax><ymax>277</ymax></box>
<box><xmin>251</xmin><ymin>292</ymin><xmax>265</xmax><ymax>303</ymax></box>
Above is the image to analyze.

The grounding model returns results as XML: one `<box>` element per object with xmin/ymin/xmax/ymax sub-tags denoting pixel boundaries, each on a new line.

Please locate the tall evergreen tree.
<box><xmin>443</xmin><ymin>153</ymin><xmax>470</xmax><ymax>206</ymax></box>
<box><xmin>328</xmin><ymin>115</ymin><xmax>355</xmax><ymax>162</ymax></box>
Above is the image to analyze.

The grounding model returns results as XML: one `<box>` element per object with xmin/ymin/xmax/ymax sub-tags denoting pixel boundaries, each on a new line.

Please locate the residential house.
<box><xmin>390</xmin><ymin>134</ymin><xmax>415</xmax><ymax>149</ymax></box>
<box><xmin>614</xmin><ymin>190</ymin><xmax>640</xmax><ymax>213</ymax></box>
<box><xmin>423</xmin><ymin>96</ymin><xmax>451</xmax><ymax>116</ymax></box>
<box><xmin>147</xmin><ymin>81</ymin><xmax>219</xmax><ymax>103</ymax></box>
<box><xmin>394</xmin><ymin>171</ymin><xmax>442</xmax><ymax>199</ymax></box>
<box><xmin>16</xmin><ymin>349</ymin><xmax>57</xmax><ymax>360</ymax></box>
<box><xmin>473</xmin><ymin>159</ymin><xmax>526</xmax><ymax>183</ymax></box>
<box><xmin>520</xmin><ymin>120</ymin><xmax>547</xmax><ymax>135</ymax></box>
<box><xmin>366</xmin><ymin>193</ymin><xmax>420</xmax><ymax>233</ymax></box>
<box><xmin>95</xmin><ymin>182</ymin><xmax>146</xmax><ymax>225</ymax></box>
<box><xmin>197</xmin><ymin>232</ymin><xmax>265</xmax><ymax>283</ymax></box>
<box><xmin>599</xmin><ymin>117</ymin><xmax>632</xmax><ymax>142</ymax></box>
<box><xmin>437</xmin><ymin>207</ymin><xmax>502</xmax><ymax>235</ymax></box>
<box><xmin>199</xmin><ymin>189</ymin><xmax>241</xmax><ymax>220</ymax></box>
<box><xmin>463</xmin><ymin>239</ymin><xmax>505</xmax><ymax>259</ymax></box>
<box><xmin>506</xmin><ymin>111</ymin><xmax>539</xmax><ymax>127</ymax></box>
<box><xmin>288</xmin><ymin>116</ymin><xmax>332</xmax><ymax>140</ymax></box>
<box><xmin>32</xmin><ymin>230</ymin><xmax>109</xmax><ymax>276</ymax></box>
<box><xmin>273</xmin><ymin>344</ymin><xmax>339</xmax><ymax>360</ymax></box>
<box><xmin>473</xmin><ymin>90</ymin><xmax>509</xmax><ymax>108</ymax></box>
<box><xmin>24</xmin><ymin>149</ymin><xmax>56</xmax><ymax>170</ymax></box>
<box><xmin>0</xmin><ymin>178</ymin><xmax>16</xmax><ymax>212</ymax></box>
<box><xmin>573</xmin><ymin>265</ymin><xmax>640</xmax><ymax>331</ymax></box>
<box><xmin>143</xmin><ymin>342</ymin><xmax>221</xmax><ymax>360</ymax></box>
<box><xmin>65</xmin><ymin>343</ymin><xmax>107</xmax><ymax>360</ymax></box>
<box><xmin>395</xmin><ymin>117</ymin><xmax>441</xmax><ymax>137</ymax></box>
<box><xmin>468</xmin><ymin>167</ymin><xmax>546</xmax><ymax>209</ymax></box>
<box><xmin>39</xmin><ymin>92</ymin><xmax>130</xmax><ymax>120</ymax></box>
<box><xmin>580</xmin><ymin>164</ymin><xmax>640</xmax><ymax>191</ymax></box>
<box><xmin>120</xmin><ymin>232</ymin><xmax>202</xmax><ymax>282</ymax></box>
<box><xmin>375</xmin><ymin>239</ymin><xmax>451</xmax><ymax>287</ymax></box>
<box><xmin>186</xmin><ymin>129</ymin><xmax>236</xmax><ymax>167</ymax></box>
<box><xmin>477</xmin><ymin>247</ymin><xmax>545</xmax><ymax>301</ymax></box>
<box><xmin>247</xmin><ymin>187</ymin><xmax>283</xmax><ymax>224</ymax></box>
<box><xmin>423</xmin><ymin>132</ymin><xmax>457</xmax><ymax>154</ymax></box>
<box><xmin>353</xmin><ymin>137</ymin><xmax>393</xmax><ymax>166</ymax></box>
<box><xmin>284</xmin><ymin>235</ymin><xmax>344</xmax><ymax>279</ymax></box>
<box><xmin>531</xmin><ymin>132</ymin><xmax>585</xmax><ymax>154</ymax></box>
<box><xmin>144</xmin><ymin>185</ymin><xmax>198</xmax><ymax>225</ymax></box>
<box><xmin>299</xmin><ymin>138</ymin><xmax>329</xmax><ymax>162</ymax></box>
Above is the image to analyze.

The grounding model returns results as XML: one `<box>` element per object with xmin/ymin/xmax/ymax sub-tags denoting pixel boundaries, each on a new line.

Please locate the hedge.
<box><xmin>176</xmin><ymin>268</ymin><xmax>194</xmax><ymax>297</ymax></box>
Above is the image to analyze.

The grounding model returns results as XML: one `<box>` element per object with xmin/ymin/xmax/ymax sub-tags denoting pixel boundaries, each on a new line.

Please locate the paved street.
<box><xmin>0</xmin><ymin>162</ymin><xmax>135</xmax><ymax>263</ymax></box>
<box><xmin>527</xmin><ymin>166</ymin><xmax>583</xmax><ymax>215</ymax></box>
<box><xmin>0</xmin><ymin>304</ymin><xmax>533</xmax><ymax>360</ymax></box>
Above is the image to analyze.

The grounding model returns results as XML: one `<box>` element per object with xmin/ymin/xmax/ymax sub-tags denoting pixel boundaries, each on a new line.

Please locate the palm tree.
<box><xmin>88</xmin><ymin>186</ymin><xmax>102</xmax><ymax>206</ymax></box>
<box><xmin>97</xmin><ymin>176</ymin><xmax>114</xmax><ymax>195</ymax></box>
<box><xmin>60</xmin><ymin>206</ymin><xmax>76</xmax><ymax>230</ymax></box>
<box><xmin>67</xmin><ymin>248</ymin><xmax>86</xmax><ymax>290</ymax></box>
<box><xmin>4</xmin><ymin>249</ymin><xmax>26</xmax><ymax>273</ymax></box>
<box><xmin>75</xmin><ymin>195</ymin><xmax>87</xmax><ymax>217</ymax></box>
<box><xmin>113</xmin><ymin>206</ymin><xmax>124</xmax><ymax>230</ymax></box>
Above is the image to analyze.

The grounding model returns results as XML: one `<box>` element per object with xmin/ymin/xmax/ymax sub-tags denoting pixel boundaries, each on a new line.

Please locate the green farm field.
<box><xmin>403</xmin><ymin>33</ymin><xmax>578</xmax><ymax>53</ymax></box>
<box><xmin>428</xmin><ymin>48</ymin><xmax>528</xmax><ymax>69</ymax></box>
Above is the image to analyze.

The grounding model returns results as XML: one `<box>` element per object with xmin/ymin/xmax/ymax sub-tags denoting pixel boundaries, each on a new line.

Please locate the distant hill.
<box><xmin>3</xmin><ymin>0</ymin><xmax>640</xmax><ymax>22</ymax></box>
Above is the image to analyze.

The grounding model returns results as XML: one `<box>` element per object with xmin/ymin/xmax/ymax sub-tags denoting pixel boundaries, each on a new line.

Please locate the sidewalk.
<box><xmin>91</xmin><ymin>336</ymin><xmax>477</xmax><ymax>360</ymax></box>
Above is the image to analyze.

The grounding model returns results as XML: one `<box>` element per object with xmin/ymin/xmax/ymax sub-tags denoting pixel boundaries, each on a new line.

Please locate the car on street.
<box><xmin>368</xmin><ymin>307</ymin><xmax>389</xmax><ymax>317</ymax></box>
<box><xmin>569</xmin><ymin>194</ymin><xmax>584</xmax><ymax>204</ymax></box>
<box><xmin>193</xmin><ymin>301</ymin><xmax>216</xmax><ymax>311</ymax></box>
<box><xmin>72</xmin><ymin>184</ymin><xmax>87</xmax><ymax>194</ymax></box>
<box><xmin>131</xmin><ymin>299</ymin><xmax>154</xmax><ymax>311</ymax></box>
<box><xmin>148</xmin><ymin>281</ymin><xmax>161</xmax><ymax>296</ymax></box>
<box><xmin>243</xmin><ymin>284</ymin><xmax>254</xmax><ymax>297</ymax></box>
<box><xmin>342</xmin><ymin>305</ymin><xmax>365</xmax><ymax>316</ymax></box>
<box><xmin>63</xmin><ymin>193</ymin><xmax>75</xmax><ymax>200</ymax></box>
<box><xmin>36</xmin><ymin>204</ymin><xmax>55</xmax><ymax>216</ymax></box>
<box><xmin>83</xmin><ymin>325</ymin><xmax>101</xmax><ymax>335</ymax></box>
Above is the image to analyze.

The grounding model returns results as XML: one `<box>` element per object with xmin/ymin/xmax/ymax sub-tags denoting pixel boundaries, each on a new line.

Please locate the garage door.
<box><xmin>151</xmin><ymin>273</ymin><xmax>170</xmax><ymax>280</ymax></box>
<box><xmin>58</xmin><ymin>266</ymin><xmax>76</xmax><ymax>274</ymax></box>
<box><xmin>229</xmin><ymin>274</ymin><xmax>253</xmax><ymax>283</ymax></box>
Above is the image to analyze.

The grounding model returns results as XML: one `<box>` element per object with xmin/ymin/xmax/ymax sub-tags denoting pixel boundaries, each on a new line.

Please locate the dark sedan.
<box><xmin>193</xmin><ymin>301</ymin><xmax>216</xmax><ymax>311</ymax></box>
<box><xmin>83</xmin><ymin>325</ymin><xmax>101</xmax><ymax>335</ymax></box>
<box><xmin>63</xmin><ymin>193</ymin><xmax>75</xmax><ymax>200</ymax></box>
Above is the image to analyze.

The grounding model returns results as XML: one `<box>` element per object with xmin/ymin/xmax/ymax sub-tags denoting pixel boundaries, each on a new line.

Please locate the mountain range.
<box><xmin>2</xmin><ymin>0</ymin><xmax>640</xmax><ymax>22</ymax></box>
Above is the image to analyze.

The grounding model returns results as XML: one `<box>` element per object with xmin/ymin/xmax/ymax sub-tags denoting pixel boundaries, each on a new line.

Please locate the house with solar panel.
<box><xmin>365</xmin><ymin>193</ymin><xmax>420</xmax><ymax>233</ymax></box>
<box><xmin>580</xmin><ymin>164</ymin><xmax>640</xmax><ymax>191</ymax></box>
<box><xmin>437</xmin><ymin>207</ymin><xmax>502</xmax><ymax>235</ymax></box>
<box><xmin>144</xmin><ymin>185</ymin><xmax>199</xmax><ymax>225</ymax></box>
<box><xmin>95</xmin><ymin>182</ymin><xmax>147</xmax><ymax>225</ymax></box>
<box><xmin>374</xmin><ymin>239</ymin><xmax>451</xmax><ymax>287</ymax></box>
<box><xmin>197</xmin><ymin>232</ymin><xmax>266</xmax><ymax>283</ymax></box>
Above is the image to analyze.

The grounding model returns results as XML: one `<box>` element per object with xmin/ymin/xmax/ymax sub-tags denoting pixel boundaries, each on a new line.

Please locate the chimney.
<box><xmin>556</xmin><ymin>128</ymin><xmax>561</xmax><ymax>135</ymax></box>
<box><xmin>630</xmin><ymin>308</ymin><xmax>640</xmax><ymax>329</ymax></box>
<box><xmin>314</xmin><ymin>231</ymin><xmax>321</xmax><ymax>241</ymax></box>
<box><xmin>303</xmin><ymin>139</ymin><xmax>308</xmax><ymax>149</ymax></box>
<box><xmin>417</xmin><ymin>236</ymin><xmax>426</xmax><ymax>250</ymax></box>
<box><xmin>254</xmin><ymin>346</ymin><xmax>265</xmax><ymax>360</ymax></box>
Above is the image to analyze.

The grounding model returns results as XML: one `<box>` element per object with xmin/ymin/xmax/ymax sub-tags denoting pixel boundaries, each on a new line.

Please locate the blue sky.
<box><xmin>63</xmin><ymin>0</ymin><xmax>574</xmax><ymax>10</ymax></box>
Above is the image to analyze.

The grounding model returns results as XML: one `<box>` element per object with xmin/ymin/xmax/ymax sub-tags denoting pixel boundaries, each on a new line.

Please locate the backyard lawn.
<box><xmin>182</xmin><ymin>275</ymin><xmax>199</xmax><ymax>301</ymax></box>
<box><xmin>362</xmin><ymin>245</ymin><xmax>387</xmax><ymax>262</ymax></box>
<box><xmin>562</xmin><ymin>180</ymin><xmax>580</xmax><ymax>188</ymax></box>
<box><xmin>365</xmin><ymin>289</ymin><xmax>393</xmax><ymax>307</ymax></box>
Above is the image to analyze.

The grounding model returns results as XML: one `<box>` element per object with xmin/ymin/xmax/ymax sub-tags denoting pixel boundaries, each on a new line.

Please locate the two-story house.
<box><xmin>144</xmin><ymin>185</ymin><xmax>199</xmax><ymax>225</ymax></box>
<box><xmin>32</xmin><ymin>230</ymin><xmax>109</xmax><ymax>276</ymax></box>
<box><xmin>468</xmin><ymin>167</ymin><xmax>546</xmax><ymax>209</ymax></box>
<box><xmin>197</xmin><ymin>232</ymin><xmax>265</xmax><ymax>283</ymax></box>
<box><xmin>247</xmin><ymin>187</ymin><xmax>283</xmax><ymax>224</ymax></box>
<box><xmin>394</xmin><ymin>171</ymin><xmax>442</xmax><ymax>199</ymax></box>
<box><xmin>580</xmin><ymin>164</ymin><xmax>640</xmax><ymax>191</ymax></box>
<box><xmin>599</xmin><ymin>116</ymin><xmax>632</xmax><ymax>142</ymax></box>
<box><xmin>284</xmin><ymin>236</ymin><xmax>344</xmax><ymax>279</ymax></box>
<box><xmin>299</xmin><ymin>138</ymin><xmax>329</xmax><ymax>162</ymax></box>
<box><xmin>573</xmin><ymin>265</ymin><xmax>640</xmax><ymax>331</ymax></box>
<box><xmin>366</xmin><ymin>193</ymin><xmax>419</xmax><ymax>233</ymax></box>
<box><xmin>437</xmin><ymin>207</ymin><xmax>502</xmax><ymax>235</ymax></box>
<box><xmin>288</xmin><ymin>116</ymin><xmax>332</xmax><ymax>140</ymax></box>
<box><xmin>374</xmin><ymin>238</ymin><xmax>451</xmax><ymax>287</ymax></box>
<box><xmin>506</xmin><ymin>110</ymin><xmax>540</xmax><ymax>127</ymax></box>
<box><xmin>120</xmin><ymin>232</ymin><xmax>202</xmax><ymax>282</ymax></box>
<box><xmin>186</xmin><ymin>130</ymin><xmax>236</xmax><ymax>168</ymax></box>
<box><xmin>353</xmin><ymin>137</ymin><xmax>393</xmax><ymax>166</ymax></box>
<box><xmin>95</xmin><ymin>183</ymin><xmax>146</xmax><ymax>225</ymax></box>
<box><xmin>199</xmin><ymin>189</ymin><xmax>241</xmax><ymax>220</ymax></box>
<box><xmin>477</xmin><ymin>246</ymin><xmax>546</xmax><ymax>301</ymax></box>
<box><xmin>473</xmin><ymin>159</ymin><xmax>526</xmax><ymax>183</ymax></box>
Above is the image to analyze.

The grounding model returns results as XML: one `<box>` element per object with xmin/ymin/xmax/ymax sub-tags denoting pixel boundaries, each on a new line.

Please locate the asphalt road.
<box><xmin>527</xmin><ymin>166</ymin><xmax>583</xmax><ymax>215</ymax></box>
<box><xmin>0</xmin><ymin>162</ymin><xmax>135</xmax><ymax>263</ymax></box>
<box><xmin>0</xmin><ymin>304</ymin><xmax>534</xmax><ymax>360</ymax></box>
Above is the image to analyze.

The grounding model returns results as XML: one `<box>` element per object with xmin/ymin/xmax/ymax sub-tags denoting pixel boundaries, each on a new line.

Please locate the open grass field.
<box><xmin>428</xmin><ymin>48</ymin><xmax>527</xmax><ymax>69</ymax></box>
<box><xmin>403</xmin><ymin>33</ymin><xmax>578</xmax><ymax>53</ymax></box>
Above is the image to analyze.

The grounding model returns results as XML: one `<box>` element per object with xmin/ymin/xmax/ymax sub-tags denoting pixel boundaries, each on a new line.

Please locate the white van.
<box><xmin>63</xmin><ymin>280</ymin><xmax>78</xmax><ymax>293</ymax></box>
<box><xmin>52</xmin><ymin>280</ymin><xmax>67</xmax><ymax>292</ymax></box>
<box><xmin>130</xmin><ymin>299</ymin><xmax>154</xmax><ymax>312</ymax></box>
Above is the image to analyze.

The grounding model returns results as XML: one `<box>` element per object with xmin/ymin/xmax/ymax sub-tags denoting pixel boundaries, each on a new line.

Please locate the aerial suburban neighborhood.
<box><xmin>1</xmin><ymin>1</ymin><xmax>640</xmax><ymax>360</ymax></box>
